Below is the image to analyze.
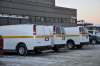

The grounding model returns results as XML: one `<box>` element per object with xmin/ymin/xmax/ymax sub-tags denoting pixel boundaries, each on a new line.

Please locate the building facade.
<box><xmin>0</xmin><ymin>0</ymin><xmax>77</xmax><ymax>26</ymax></box>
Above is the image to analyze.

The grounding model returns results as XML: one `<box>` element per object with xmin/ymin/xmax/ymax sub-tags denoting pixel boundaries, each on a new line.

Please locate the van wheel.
<box><xmin>16</xmin><ymin>45</ymin><xmax>27</xmax><ymax>56</ymax></box>
<box><xmin>67</xmin><ymin>41</ymin><xmax>75</xmax><ymax>49</ymax></box>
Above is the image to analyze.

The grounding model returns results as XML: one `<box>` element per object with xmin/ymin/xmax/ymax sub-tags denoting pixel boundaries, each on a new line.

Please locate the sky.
<box><xmin>55</xmin><ymin>0</ymin><xmax>100</xmax><ymax>25</ymax></box>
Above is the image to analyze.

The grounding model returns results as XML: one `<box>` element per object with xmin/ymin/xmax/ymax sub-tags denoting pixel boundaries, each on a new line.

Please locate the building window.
<box><xmin>62</xmin><ymin>18</ymin><xmax>71</xmax><ymax>23</ymax></box>
<box><xmin>41</xmin><ymin>17</ymin><xmax>45</xmax><ymax>22</ymax></box>
<box><xmin>55</xmin><ymin>18</ymin><xmax>58</xmax><ymax>23</ymax></box>
<box><xmin>8</xmin><ymin>18</ymin><xmax>20</xmax><ymax>25</ymax></box>
<box><xmin>52</xmin><ymin>18</ymin><xmax>56</xmax><ymax>22</ymax></box>
<box><xmin>58</xmin><ymin>18</ymin><xmax>62</xmax><ymax>23</ymax></box>
<box><xmin>0</xmin><ymin>14</ymin><xmax>30</xmax><ymax>25</ymax></box>
<box><xmin>50</xmin><ymin>17</ymin><xmax>54</xmax><ymax>23</ymax></box>
<box><xmin>20</xmin><ymin>19</ymin><xmax>30</xmax><ymax>24</ymax></box>
<box><xmin>71</xmin><ymin>17</ymin><xmax>77</xmax><ymax>23</ymax></box>
<box><xmin>31</xmin><ymin>16</ymin><xmax>36</xmax><ymax>24</ymax></box>
<box><xmin>36</xmin><ymin>16</ymin><xmax>41</xmax><ymax>22</ymax></box>
<box><xmin>45</xmin><ymin>17</ymin><xmax>50</xmax><ymax>22</ymax></box>
<box><xmin>0</xmin><ymin>17</ymin><xmax>8</xmax><ymax>25</ymax></box>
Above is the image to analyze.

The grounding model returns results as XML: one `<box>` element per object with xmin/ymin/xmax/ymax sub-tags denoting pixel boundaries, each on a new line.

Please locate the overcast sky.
<box><xmin>55</xmin><ymin>0</ymin><xmax>100</xmax><ymax>25</ymax></box>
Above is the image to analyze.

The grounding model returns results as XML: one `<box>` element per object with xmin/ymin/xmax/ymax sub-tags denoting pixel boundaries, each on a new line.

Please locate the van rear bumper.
<box><xmin>80</xmin><ymin>42</ymin><xmax>89</xmax><ymax>45</ymax></box>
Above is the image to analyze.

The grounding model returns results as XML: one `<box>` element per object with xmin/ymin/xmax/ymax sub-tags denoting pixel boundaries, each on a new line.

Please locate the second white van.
<box><xmin>64</xmin><ymin>26</ymin><xmax>89</xmax><ymax>49</ymax></box>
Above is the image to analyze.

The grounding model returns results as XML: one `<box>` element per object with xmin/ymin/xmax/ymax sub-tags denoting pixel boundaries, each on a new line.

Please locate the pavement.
<box><xmin>0</xmin><ymin>45</ymin><xmax>100</xmax><ymax>66</ymax></box>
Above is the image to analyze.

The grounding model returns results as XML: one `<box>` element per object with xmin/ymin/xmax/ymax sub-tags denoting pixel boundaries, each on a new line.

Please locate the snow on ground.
<box><xmin>0</xmin><ymin>45</ymin><xmax>100</xmax><ymax>66</ymax></box>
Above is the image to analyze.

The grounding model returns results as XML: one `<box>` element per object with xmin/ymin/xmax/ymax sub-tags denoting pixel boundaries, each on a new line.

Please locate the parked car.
<box><xmin>88</xmin><ymin>30</ymin><xmax>100</xmax><ymax>44</ymax></box>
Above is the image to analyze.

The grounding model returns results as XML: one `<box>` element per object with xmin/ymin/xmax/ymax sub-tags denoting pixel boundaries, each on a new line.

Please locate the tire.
<box><xmin>67</xmin><ymin>41</ymin><xmax>75</xmax><ymax>49</ymax></box>
<box><xmin>91</xmin><ymin>39</ymin><xmax>96</xmax><ymax>45</ymax></box>
<box><xmin>16</xmin><ymin>45</ymin><xmax>27</xmax><ymax>56</ymax></box>
<box><xmin>76</xmin><ymin>45</ymin><xmax>83</xmax><ymax>49</ymax></box>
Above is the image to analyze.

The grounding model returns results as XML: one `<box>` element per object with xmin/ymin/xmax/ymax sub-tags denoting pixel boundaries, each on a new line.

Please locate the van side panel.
<box><xmin>64</xmin><ymin>27</ymin><xmax>80</xmax><ymax>45</ymax></box>
<box><xmin>34</xmin><ymin>26</ymin><xmax>52</xmax><ymax>47</ymax></box>
<box><xmin>0</xmin><ymin>25</ymin><xmax>34</xmax><ymax>50</ymax></box>
<box><xmin>79</xmin><ymin>27</ymin><xmax>89</xmax><ymax>44</ymax></box>
<box><xmin>0</xmin><ymin>25</ymin><xmax>54</xmax><ymax>51</ymax></box>
<box><xmin>53</xmin><ymin>26</ymin><xmax>66</xmax><ymax>45</ymax></box>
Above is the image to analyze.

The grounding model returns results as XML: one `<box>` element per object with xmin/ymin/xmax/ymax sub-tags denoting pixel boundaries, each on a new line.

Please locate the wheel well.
<box><xmin>16</xmin><ymin>42</ymin><xmax>26</xmax><ymax>49</ymax></box>
<box><xmin>67</xmin><ymin>39</ymin><xmax>75</xmax><ymax>44</ymax></box>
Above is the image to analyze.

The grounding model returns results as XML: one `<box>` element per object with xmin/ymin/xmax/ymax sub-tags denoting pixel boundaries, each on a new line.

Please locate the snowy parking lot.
<box><xmin>0</xmin><ymin>45</ymin><xmax>100</xmax><ymax>66</ymax></box>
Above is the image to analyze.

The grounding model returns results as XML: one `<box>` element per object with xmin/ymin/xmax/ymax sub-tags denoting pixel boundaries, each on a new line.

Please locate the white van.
<box><xmin>64</xmin><ymin>26</ymin><xmax>89</xmax><ymax>49</ymax></box>
<box><xmin>0</xmin><ymin>24</ymin><xmax>65</xmax><ymax>55</ymax></box>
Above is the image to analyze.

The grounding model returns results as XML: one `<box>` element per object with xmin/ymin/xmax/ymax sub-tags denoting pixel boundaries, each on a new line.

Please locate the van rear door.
<box><xmin>79</xmin><ymin>27</ymin><xmax>89</xmax><ymax>42</ymax></box>
<box><xmin>36</xmin><ymin>26</ymin><xmax>51</xmax><ymax>46</ymax></box>
<box><xmin>53</xmin><ymin>26</ymin><xmax>65</xmax><ymax>45</ymax></box>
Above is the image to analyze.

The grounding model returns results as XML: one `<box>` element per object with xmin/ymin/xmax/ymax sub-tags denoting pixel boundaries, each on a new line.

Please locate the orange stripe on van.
<box><xmin>1</xmin><ymin>36</ymin><xmax>33</xmax><ymax>38</ymax></box>
<box><xmin>0</xmin><ymin>34</ymin><xmax>80</xmax><ymax>39</ymax></box>
<box><xmin>1</xmin><ymin>36</ymin><xmax>50</xmax><ymax>38</ymax></box>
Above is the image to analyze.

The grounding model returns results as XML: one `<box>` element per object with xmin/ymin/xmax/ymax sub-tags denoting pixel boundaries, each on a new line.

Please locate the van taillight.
<box><xmin>0</xmin><ymin>36</ymin><xmax>3</xmax><ymax>50</ymax></box>
<box><xmin>33</xmin><ymin>25</ymin><xmax>36</xmax><ymax>35</ymax></box>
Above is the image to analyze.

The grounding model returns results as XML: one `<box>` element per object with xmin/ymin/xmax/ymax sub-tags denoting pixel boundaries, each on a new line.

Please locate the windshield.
<box><xmin>96</xmin><ymin>32</ymin><xmax>100</xmax><ymax>36</ymax></box>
